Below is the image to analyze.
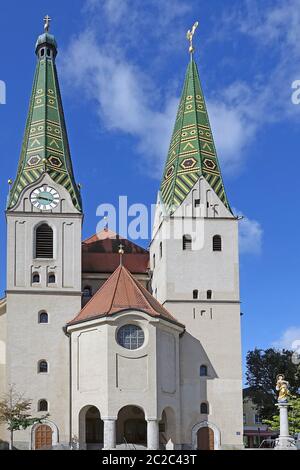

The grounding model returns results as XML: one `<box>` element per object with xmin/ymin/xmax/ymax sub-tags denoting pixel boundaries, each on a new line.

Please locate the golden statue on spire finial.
<box><xmin>186</xmin><ymin>21</ymin><xmax>199</xmax><ymax>54</ymax></box>
<box><xmin>44</xmin><ymin>15</ymin><xmax>51</xmax><ymax>33</ymax></box>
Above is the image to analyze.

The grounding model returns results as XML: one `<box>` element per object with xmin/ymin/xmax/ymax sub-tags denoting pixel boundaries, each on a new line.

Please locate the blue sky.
<box><xmin>0</xmin><ymin>0</ymin><xmax>299</xmax><ymax>372</ymax></box>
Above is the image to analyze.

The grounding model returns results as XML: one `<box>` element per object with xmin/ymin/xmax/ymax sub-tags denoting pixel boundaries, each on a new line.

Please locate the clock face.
<box><xmin>30</xmin><ymin>186</ymin><xmax>60</xmax><ymax>210</ymax></box>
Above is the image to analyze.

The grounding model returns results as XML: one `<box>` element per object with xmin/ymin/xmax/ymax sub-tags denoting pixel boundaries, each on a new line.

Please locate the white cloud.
<box><xmin>62</xmin><ymin>31</ymin><xmax>177</xmax><ymax>177</ymax></box>
<box><xmin>233</xmin><ymin>208</ymin><xmax>263</xmax><ymax>254</ymax></box>
<box><xmin>62</xmin><ymin>0</ymin><xmax>300</xmax><ymax>180</ymax></box>
<box><xmin>272</xmin><ymin>327</ymin><xmax>300</xmax><ymax>350</ymax></box>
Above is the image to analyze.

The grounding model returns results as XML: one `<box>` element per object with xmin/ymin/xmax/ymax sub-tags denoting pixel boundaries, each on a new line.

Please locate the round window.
<box><xmin>117</xmin><ymin>324</ymin><xmax>145</xmax><ymax>350</ymax></box>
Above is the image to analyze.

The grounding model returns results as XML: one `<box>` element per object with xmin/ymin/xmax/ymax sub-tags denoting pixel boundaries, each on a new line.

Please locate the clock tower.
<box><xmin>5</xmin><ymin>21</ymin><xmax>82</xmax><ymax>448</ymax></box>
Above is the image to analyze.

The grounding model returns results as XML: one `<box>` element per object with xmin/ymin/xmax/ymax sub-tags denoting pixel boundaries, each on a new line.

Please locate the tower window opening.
<box><xmin>47</xmin><ymin>48</ymin><xmax>51</xmax><ymax>57</ymax></box>
<box><xmin>82</xmin><ymin>286</ymin><xmax>92</xmax><ymax>298</ymax></box>
<box><xmin>213</xmin><ymin>235</ymin><xmax>222</xmax><ymax>252</ymax></box>
<box><xmin>194</xmin><ymin>199</ymin><xmax>200</xmax><ymax>207</ymax></box>
<box><xmin>159</xmin><ymin>242</ymin><xmax>162</xmax><ymax>259</ymax></box>
<box><xmin>200</xmin><ymin>402</ymin><xmax>209</xmax><ymax>414</ymax></box>
<box><xmin>183</xmin><ymin>234</ymin><xmax>192</xmax><ymax>251</ymax></box>
<box><xmin>40</xmin><ymin>48</ymin><xmax>45</xmax><ymax>57</ymax></box>
<box><xmin>48</xmin><ymin>273</ymin><xmax>55</xmax><ymax>284</ymax></box>
<box><xmin>153</xmin><ymin>254</ymin><xmax>156</xmax><ymax>268</ymax></box>
<box><xmin>35</xmin><ymin>223</ymin><xmax>53</xmax><ymax>258</ymax></box>
<box><xmin>38</xmin><ymin>360</ymin><xmax>48</xmax><ymax>374</ymax></box>
<box><xmin>207</xmin><ymin>290</ymin><xmax>212</xmax><ymax>300</ymax></box>
<box><xmin>32</xmin><ymin>273</ymin><xmax>40</xmax><ymax>284</ymax></box>
<box><xmin>193</xmin><ymin>289</ymin><xmax>198</xmax><ymax>299</ymax></box>
<box><xmin>200</xmin><ymin>364</ymin><xmax>208</xmax><ymax>377</ymax></box>
<box><xmin>39</xmin><ymin>311</ymin><xmax>48</xmax><ymax>324</ymax></box>
<box><xmin>38</xmin><ymin>399</ymin><xmax>48</xmax><ymax>412</ymax></box>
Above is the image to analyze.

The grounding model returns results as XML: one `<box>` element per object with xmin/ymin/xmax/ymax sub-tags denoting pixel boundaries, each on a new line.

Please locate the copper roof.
<box><xmin>68</xmin><ymin>264</ymin><xmax>184</xmax><ymax>328</ymax></box>
<box><xmin>82</xmin><ymin>229</ymin><xmax>149</xmax><ymax>274</ymax></box>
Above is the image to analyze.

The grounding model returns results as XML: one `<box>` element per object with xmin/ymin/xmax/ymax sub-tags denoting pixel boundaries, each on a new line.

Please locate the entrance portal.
<box><xmin>85</xmin><ymin>406</ymin><xmax>104</xmax><ymax>449</ymax></box>
<box><xmin>197</xmin><ymin>426</ymin><xmax>214</xmax><ymax>450</ymax></box>
<box><xmin>117</xmin><ymin>406</ymin><xmax>147</xmax><ymax>446</ymax></box>
<box><xmin>35</xmin><ymin>424</ymin><xmax>52</xmax><ymax>450</ymax></box>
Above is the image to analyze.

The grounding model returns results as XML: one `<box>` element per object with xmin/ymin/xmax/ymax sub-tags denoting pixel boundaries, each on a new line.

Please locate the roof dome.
<box><xmin>35</xmin><ymin>33</ymin><xmax>57</xmax><ymax>53</ymax></box>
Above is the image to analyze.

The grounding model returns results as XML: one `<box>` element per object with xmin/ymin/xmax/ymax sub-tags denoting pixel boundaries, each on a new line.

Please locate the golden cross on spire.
<box><xmin>44</xmin><ymin>15</ymin><xmax>51</xmax><ymax>33</ymax></box>
<box><xmin>186</xmin><ymin>21</ymin><xmax>199</xmax><ymax>55</ymax></box>
<box><xmin>118</xmin><ymin>243</ymin><xmax>125</xmax><ymax>266</ymax></box>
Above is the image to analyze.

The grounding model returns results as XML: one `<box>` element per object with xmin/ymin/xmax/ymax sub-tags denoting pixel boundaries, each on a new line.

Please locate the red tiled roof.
<box><xmin>82</xmin><ymin>229</ymin><xmax>149</xmax><ymax>274</ymax></box>
<box><xmin>68</xmin><ymin>264</ymin><xmax>184</xmax><ymax>328</ymax></box>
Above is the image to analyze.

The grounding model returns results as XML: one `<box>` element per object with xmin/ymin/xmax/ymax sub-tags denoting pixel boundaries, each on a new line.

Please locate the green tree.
<box><xmin>246</xmin><ymin>348</ymin><xmax>300</xmax><ymax>419</ymax></box>
<box><xmin>0</xmin><ymin>385</ymin><xmax>49</xmax><ymax>450</ymax></box>
<box><xmin>263</xmin><ymin>398</ymin><xmax>300</xmax><ymax>435</ymax></box>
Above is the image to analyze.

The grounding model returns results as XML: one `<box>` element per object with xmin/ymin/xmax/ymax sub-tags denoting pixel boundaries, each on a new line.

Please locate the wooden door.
<box><xmin>35</xmin><ymin>424</ymin><xmax>52</xmax><ymax>450</ymax></box>
<box><xmin>197</xmin><ymin>427</ymin><xmax>214</xmax><ymax>450</ymax></box>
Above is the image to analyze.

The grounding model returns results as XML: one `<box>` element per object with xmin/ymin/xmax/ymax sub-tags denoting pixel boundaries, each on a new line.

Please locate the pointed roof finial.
<box><xmin>44</xmin><ymin>15</ymin><xmax>51</xmax><ymax>33</ymax></box>
<box><xmin>118</xmin><ymin>243</ymin><xmax>125</xmax><ymax>265</ymax></box>
<box><xmin>186</xmin><ymin>21</ymin><xmax>199</xmax><ymax>55</ymax></box>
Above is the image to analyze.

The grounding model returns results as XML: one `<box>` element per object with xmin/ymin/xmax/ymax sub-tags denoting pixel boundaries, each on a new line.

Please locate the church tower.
<box><xmin>150</xmin><ymin>32</ymin><xmax>243</xmax><ymax>449</ymax></box>
<box><xmin>5</xmin><ymin>19</ymin><xmax>82</xmax><ymax>448</ymax></box>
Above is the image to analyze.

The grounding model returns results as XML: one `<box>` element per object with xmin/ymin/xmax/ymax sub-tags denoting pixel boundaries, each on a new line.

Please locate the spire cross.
<box><xmin>186</xmin><ymin>21</ymin><xmax>199</xmax><ymax>55</ymax></box>
<box><xmin>118</xmin><ymin>243</ymin><xmax>125</xmax><ymax>266</ymax></box>
<box><xmin>44</xmin><ymin>15</ymin><xmax>51</xmax><ymax>33</ymax></box>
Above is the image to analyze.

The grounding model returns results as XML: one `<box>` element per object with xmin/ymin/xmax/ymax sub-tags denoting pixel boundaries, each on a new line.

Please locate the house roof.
<box><xmin>68</xmin><ymin>264</ymin><xmax>184</xmax><ymax>328</ymax></box>
<box><xmin>82</xmin><ymin>229</ymin><xmax>149</xmax><ymax>274</ymax></box>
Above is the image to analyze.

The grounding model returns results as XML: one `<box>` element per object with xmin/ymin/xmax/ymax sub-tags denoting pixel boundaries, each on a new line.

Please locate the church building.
<box><xmin>0</xmin><ymin>20</ymin><xmax>243</xmax><ymax>450</ymax></box>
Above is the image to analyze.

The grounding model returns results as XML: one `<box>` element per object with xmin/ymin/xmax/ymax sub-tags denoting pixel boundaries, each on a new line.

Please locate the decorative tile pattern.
<box><xmin>7</xmin><ymin>36</ymin><xmax>82</xmax><ymax>211</ymax></box>
<box><xmin>160</xmin><ymin>59</ymin><xmax>230</xmax><ymax>213</ymax></box>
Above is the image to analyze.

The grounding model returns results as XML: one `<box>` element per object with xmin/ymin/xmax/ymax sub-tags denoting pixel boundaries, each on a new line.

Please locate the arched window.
<box><xmin>82</xmin><ymin>286</ymin><xmax>92</xmax><ymax>298</ymax></box>
<box><xmin>193</xmin><ymin>289</ymin><xmax>198</xmax><ymax>299</ymax></box>
<box><xmin>38</xmin><ymin>360</ymin><xmax>48</xmax><ymax>374</ymax></box>
<box><xmin>207</xmin><ymin>290</ymin><xmax>212</xmax><ymax>300</ymax></box>
<box><xmin>48</xmin><ymin>273</ymin><xmax>55</xmax><ymax>284</ymax></box>
<box><xmin>159</xmin><ymin>242</ymin><xmax>163</xmax><ymax>259</ymax></box>
<box><xmin>35</xmin><ymin>224</ymin><xmax>53</xmax><ymax>259</ymax></box>
<box><xmin>200</xmin><ymin>402</ymin><xmax>209</xmax><ymax>414</ymax></box>
<box><xmin>200</xmin><ymin>364</ymin><xmax>208</xmax><ymax>377</ymax></box>
<box><xmin>38</xmin><ymin>399</ymin><xmax>48</xmax><ymax>412</ymax></box>
<box><xmin>183</xmin><ymin>234</ymin><xmax>192</xmax><ymax>251</ymax></box>
<box><xmin>153</xmin><ymin>254</ymin><xmax>156</xmax><ymax>268</ymax></box>
<box><xmin>32</xmin><ymin>273</ymin><xmax>40</xmax><ymax>284</ymax></box>
<box><xmin>213</xmin><ymin>235</ymin><xmax>222</xmax><ymax>252</ymax></box>
<box><xmin>39</xmin><ymin>312</ymin><xmax>48</xmax><ymax>324</ymax></box>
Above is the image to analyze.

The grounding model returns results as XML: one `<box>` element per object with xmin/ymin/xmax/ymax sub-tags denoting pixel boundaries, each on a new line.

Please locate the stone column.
<box><xmin>103</xmin><ymin>418</ymin><xmax>117</xmax><ymax>450</ymax></box>
<box><xmin>275</xmin><ymin>403</ymin><xmax>297</xmax><ymax>450</ymax></box>
<box><xmin>147</xmin><ymin>419</ymin><xmax>159</xmax><ymax>450</ymax></box>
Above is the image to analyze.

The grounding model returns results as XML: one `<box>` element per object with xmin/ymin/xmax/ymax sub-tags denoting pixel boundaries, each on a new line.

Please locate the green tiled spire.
<box><xmin>160</xmin><ymin>58</ymin><xmax>230</xmax><ymax>214</ymax></box>
<box><xmin>7</xmin><ymin>27</ymin><xmax>82</xmax><ymax>211</ymax></box>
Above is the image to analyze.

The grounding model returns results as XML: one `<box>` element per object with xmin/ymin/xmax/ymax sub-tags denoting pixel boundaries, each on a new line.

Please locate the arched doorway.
<box><xmin>197</xmin><ymin>427</ymin><xmax>214</xmax><ymax>450</ymax></box>
<box><xmin>192</xmin><ymin>421</ymin><xmax>221</xmax><ymax>450</ymax></box>
<box><xmin>79</xmin><ymin>405</ymin><xmax>103</xmax><ymax>449</ymax></box>
<box><xmin>35</xmin><ymin>424</ymin><xmax>52</xmax><ymax>450</ymax></box>
<box><xmin>117</xmin><ymin>406</ymin><xmax>147</xmax><ymax>446</ymax></box>
<box><xmin>159</xmin><ymin>407</ymin><xmax>176</xmax><ymax>448</ymax></box>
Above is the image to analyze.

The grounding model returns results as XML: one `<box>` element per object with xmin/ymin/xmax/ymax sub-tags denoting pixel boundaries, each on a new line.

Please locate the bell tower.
<box><xmin>150</xmin><ymin>28</ymin><xmax>243</xmax><ymax>449</ymax></box>
<box><xmin>5</xmin><ymin>18</ymin><xmax>82</xmax><ymax>448</ymax></box>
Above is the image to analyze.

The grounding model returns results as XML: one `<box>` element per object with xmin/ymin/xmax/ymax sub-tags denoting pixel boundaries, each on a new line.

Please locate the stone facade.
<box><xmin>0</xmin><ymin>24</ymin><xmax>244</xmax><ymax>451</ymax></box>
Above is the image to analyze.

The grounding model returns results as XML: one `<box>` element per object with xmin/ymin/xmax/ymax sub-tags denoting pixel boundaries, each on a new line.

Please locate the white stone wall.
<box><xmin>68</xmin><ymin>311</ymin><xmax>183</xmax><ymax>447</ymax></box>
<box><xmin>150</xmin><ymin>177</ymin><xmax>244</xmax><ymax>449</ymax></box>
<box><xmin>4</xmin><ymin>174</ymin><xmax>82</xmax><ymax>448</ymax></box>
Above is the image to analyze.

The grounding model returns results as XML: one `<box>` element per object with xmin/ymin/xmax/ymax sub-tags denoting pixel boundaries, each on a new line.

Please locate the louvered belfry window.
<box><xmin>35</xmin><ymin>224</ymin><xmax>53</xmax><ymax>258</ymax></box>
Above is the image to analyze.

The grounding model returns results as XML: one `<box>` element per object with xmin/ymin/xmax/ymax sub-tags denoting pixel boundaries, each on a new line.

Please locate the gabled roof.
<box><xmin>7</xmin><ymin>28</ymin><xmax>81</xmax><ymax>211</ymax></box>
<box><xmin>82</xmin><ymin>229</ymin><xmax>149</xmax><ymax>274</ymax></box>
<box><xmin>68</xmin><ymin>264</ymin><xmax>184</xmax><ymax>328</ymax></box>
<box><xmin>160</xmin><ymin>58</ymin><xmax>230</xmax><ymax>214</ymax></box>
